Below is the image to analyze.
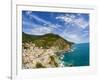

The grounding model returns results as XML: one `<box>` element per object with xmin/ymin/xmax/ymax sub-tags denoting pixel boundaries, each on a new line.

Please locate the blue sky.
<box><xmin>22</xmin><ymin>11</ymin><xmax>89</xmax><ymax>43</ymax></box>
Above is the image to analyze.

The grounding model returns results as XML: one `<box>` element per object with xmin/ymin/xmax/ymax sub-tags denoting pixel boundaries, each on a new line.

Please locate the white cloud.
<box><xmin>23</xmin><ymin>21</ymin><xmax>43</xmax><ymax>29</ymax></box>
<box><xmin>56</xmin><ymin>14</ymin><xmax>89</xmax><ymax>43</ymax></box>
<box><xmin>56</xmin><ymin>14</ymin><xmax>74</xmax><ymax>24</ymax></box>
<box><xmin>74</xmin><ymin>18</ymin><xmax>89</xmax><ymax>29</ymax></box>
<box><xmin>25</xmin><ymin>11</ymin><xmax>33</xmax><ymax>15</ymax></box>
<box><xmin>29</xmin><ymin>13</ymin><xmax>63</xmax><ymax>28</ymax></box>
<box><xmin>30</xmin><ymin>14</ymin><xmax>50</xmax><ymax>24</ymax></box>
<box><xmin>23</xmin><ymin>12</ymin><xmax>89</xmax><ymax>43</ymax></box>
<box><xmin>56</xmin><ymin>14</ymin><xmax>89</xmax><ymax>29</ymax></box>
<box><xmin>60</xmin><ymin>29</ymin><xmax>89</xmax><ymax>43</ymax></box>
<box><xmin>67</xmin><ymin>34</ymin><xmax>81</xmax><ymax>43</ymax></box>
<box><xmin>23</xmin><ymin>13</ymin><xmax>63</xmax><ymax>35</ymax></box>
<box><xmin>31</xmin><ymin>27</ymin><xmax>52</xmax><ymax>35</ymax></box>
<box><xmin>82</xmin><ymin>30</ymin><xmax>89</xmax><ymax>37</ymax></box>
<box><xmin>23</xmin><ymin>21</ymin><xmax>34</xmax><ymax>27</ymax></box>
<box><xmin>60</xmin><ymin>29</ymin><xmax>81</xmax><ymax>43</ymax></box>
<box><xmin>29</xmin><ymin>24</ymin><xmax>62</xmax><ymax>35</ymax></box>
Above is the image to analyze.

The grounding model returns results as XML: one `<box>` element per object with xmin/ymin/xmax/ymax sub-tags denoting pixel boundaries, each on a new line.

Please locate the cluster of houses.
<box><xmin>22</xmin><ymin>42</ymin><xmax>60</xmax><ymax>69</ymax></box>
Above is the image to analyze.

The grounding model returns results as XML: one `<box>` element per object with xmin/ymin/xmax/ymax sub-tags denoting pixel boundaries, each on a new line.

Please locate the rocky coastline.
<box><xmin>22</xmin><ymin>42</ymin><xmax>72</xmax><ymax>69</ymax></box>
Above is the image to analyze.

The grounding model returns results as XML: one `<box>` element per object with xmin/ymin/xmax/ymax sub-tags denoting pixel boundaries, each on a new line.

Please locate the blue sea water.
<box><xmin>60</xmin><ymin>43</ymin><xmax>89</xmax><ymax>67</ymax></box>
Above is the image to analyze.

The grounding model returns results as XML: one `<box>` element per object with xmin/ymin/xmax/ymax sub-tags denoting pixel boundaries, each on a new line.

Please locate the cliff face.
<box><xmin>22</xmin><ymin>32</ymin><xmax>74</xmax><ymax>69</ymax></box>
<box><xmin>22</xmin><ymin>32</ymin><xmax>73</xmax><ymax>52</ymax></box>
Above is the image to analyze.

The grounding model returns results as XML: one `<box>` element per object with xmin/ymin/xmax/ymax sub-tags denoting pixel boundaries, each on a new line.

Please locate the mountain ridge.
<box><xmin>22</xmin><ymin>32</ymin><xmax>74</xmax><ymax>68</ymax></box>
<box><xmin>22</xmin><ymin>32</ymin><xmax>74</xmax><ymax>51</ymax></box>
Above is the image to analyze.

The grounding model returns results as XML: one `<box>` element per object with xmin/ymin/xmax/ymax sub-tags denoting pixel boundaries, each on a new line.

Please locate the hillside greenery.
<box><xmin>22</xmin><ymin>32</ymin><xmax>74</xmax><ymax>50</ymax></box>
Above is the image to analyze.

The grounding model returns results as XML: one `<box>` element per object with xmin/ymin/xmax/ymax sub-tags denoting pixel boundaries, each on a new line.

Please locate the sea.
<box><xmin>60</xmin><ymin>43</ymin><xmax>89</xmax><ymax>67</ymax></box>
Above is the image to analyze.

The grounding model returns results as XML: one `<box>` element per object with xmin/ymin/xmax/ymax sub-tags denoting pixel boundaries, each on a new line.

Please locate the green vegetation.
<box><xmin>22</xmin><ymin>32</ymin><xmax>74</xmax><ymax>68</ymax></box>
<box><xmin>49</xmin><ymin>55</ymin><xmax>59</xmax><ymax>67</ymax></box>
<box><xmin>36</xmin><ymin>62</ymin><xmax>45</xmax><ymax>68</ymax></box>
<box><xmin>22</xmin><ymin>32</ymin><xmax>74</xmax><ymax>51</ymax></box>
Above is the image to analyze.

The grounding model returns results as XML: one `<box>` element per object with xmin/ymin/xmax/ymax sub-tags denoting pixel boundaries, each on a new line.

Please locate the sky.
<box><xmin>22</xmin><ymin>11</ymin><xmax>89</xmax><ymax>43</ymax></box>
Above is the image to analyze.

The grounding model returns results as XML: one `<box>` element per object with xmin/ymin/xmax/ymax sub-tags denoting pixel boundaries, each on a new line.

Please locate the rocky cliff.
<box><xmin>22</xmin><ymin>32</ymin><xmax>74</xmax><ymax>69</ymax></box>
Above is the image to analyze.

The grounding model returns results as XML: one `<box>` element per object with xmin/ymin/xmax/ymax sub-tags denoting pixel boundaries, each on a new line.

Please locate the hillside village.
<box><xmin>22</xmin><ymin>33</ymin><xmax>73</xmax><ymax>69</ymax></box>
